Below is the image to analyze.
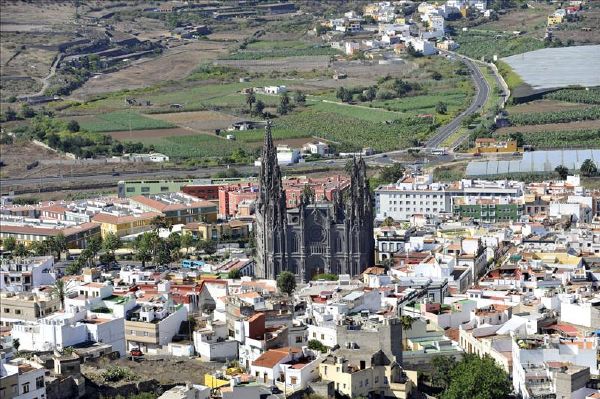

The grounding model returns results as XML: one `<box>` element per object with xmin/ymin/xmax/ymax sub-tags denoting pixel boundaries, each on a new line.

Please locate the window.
<box><xmin>141</xmin><ymin>187</ymin><xmax>150</xmax><ymax>193</ymax></box>
<box><xmin>160</xmin><ymin>186</ymin><xmax>169</xmax><ymax>192</ymax></box>
<box><xmin>126</xmin><ymin>187</ymin><xmax>135</xmax><ymax>193</ymax></box>
<box><xmin>15</xmin><ymin>310</ymin><xmax>21</xmax><ymax>315</ymax></box>
<box><xmin>3</xmin><ymin>308</ymin><xmax>9</xmax><ymax>313</ymax></box>
<box><xmin>295</xmin><ymin>336</ymin><xmax>303</xmax><ymax>343</ymax></box>
<box><xmin>22</xmin><ymin>383</ymin><xmax>30</xmax><ymax>394</ymax></box>
<box><xmin>36</xmin><ymin>376</ymin><xmax>44</xmax><ymax>389</ymax></box>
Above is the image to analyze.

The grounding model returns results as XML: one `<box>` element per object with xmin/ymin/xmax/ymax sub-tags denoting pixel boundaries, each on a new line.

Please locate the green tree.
<box><xmin>431</xmin><ymin>355</ymin><xmax>457</xmax><ymax>390</ymax></box>
<box><xmin>435</xmin><ymin>102</ymin><xmax>448</xmax><ymax>114</ymax></box>
<box><xmin>400</xmin><ymin>315</ymin><xmax>415</xmax><ymax>350</ymax></box>
<box><xmin>52</xmin><ymin>233</ymin><xmax>67</xmax><ymax>260</ymax></box>
<box><xmin>20</xmin><ymin>104</ymin><xmax>35</xmax><ymax>119</ymax></box>
<box><xmin>228</xmin><ymin>269</ymin><xmax>242</xmax><ymax>279</ymax></box>
<box><xmin>3</xmin><ymin>107</ymin><xmax>17</xmax><ymax>121</ymax></box>
<box><xmin>3</xmin><ymin>236</ymin><xmax>17</xmax><ymax>252</ymax></box>
<box><xmin>87</xmin><ymin>236</ymin><xmax>102</xmax><ymax>261</ymax></box>
<box><xmin>294</xmin><ymin>90</ymin><xmax>306</xmax><ymax>106</ymax></box>
<box><xmin>555</xmin><ymin>165</ymin><xmax>569</xmax><ymax>180</ymax></box>
<box><xmin>580</xmin><ymin>158</ymin><xmax>598</xmax><ymax>177</ymax></box>
<box><xmin>245</xmin><ymin>90</ymin><xmax>256</xmax><ymax>114</ymax></box>
<box><xmin>133</xmin><ymin>232</ymin><xmax>154</xmax><ymax>267</ymax></box>
<box><xmin>277</xmin><ymin>92</ymin><xmax>291</xmax><ymax>115</ymax></box>
<box><xmin>336</xmin><ymin>87</ymin><xmax>352</xmax><ymax>103</ymax></box>
<box><xmin>365</xmin><ymin>86</ymin><xmax>377</xmax><ymax>101</ymax></box>
<box><xmin>381</xmin><ymin>216</ymin><xmax>395</xmax><ymax>227</ymax></box>
<box><xmin>277</xmin><ymin>271</ymin><xmax>296</xmax><ymax>296</ymax></box>
<box><xmin>102</xmin><ymin>232</ymin><xmax>121</xmax><ymax>258</ymax></box>
<box><xmin>254</xmin><ymin>99</ymin><xmax>265</xmax><ymax>116</ymax></box>
<box><xmin>196</xmin><ymin>239</ymin><xmax>216</xmax><ymax>255</ymax></box>
<box><xmin>67</xmin><ymin>120</ymin><xmax>80</xmax><ymax>132</ymax></box>
<box><xmin>508</xmin><ymin>132</ymin><xmax>524</xmax><ymax>147</ymax></box>
<box><xmin>442</xmin><ymin>354</ymin><xmax>511</xmax><ymax>399</ymax></box>
<box><xmin>51</xmin><ymin>279</ymin><xmax>74</xmax><ymax>310</ymax></box>
<box><xmin>150</xmin><ymin>215</ymin><xmax>170</xmax><ymax>231</ymax></box>
<box><xmin>307</xmin><ymin>339</ymin><xmax>328</xmax><ymax>353</ymax></box>
<box><xmin>180</xmin><ymin>233</ymin><xmax>194</xmax><ymax>257</ymax></box>
<box><xmin>431</xmin><ymin>71</ymin><xmax>443</xmax><ymax>81</ymax></box>
<box><xmin>13</xmin><ymin>243</ymin><xmax>29</xmax><ymax>258</ymax></box>
<box><xmin>29</xmin><ymin>240</ymin><xmax>50</xmax><ymax>256</ymax></box>
<box><xmin>379</xmin><ymin>163</ymin><xmax>405</xmax><ymax>183</ymax></box>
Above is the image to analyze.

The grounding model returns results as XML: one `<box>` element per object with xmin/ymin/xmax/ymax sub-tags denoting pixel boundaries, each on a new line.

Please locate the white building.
<box><xmin>303</xmin><ymin>141</ymin><xmax>329</xmax><ymax>156</ymax></box>
<box><xmin>276</xmin><ymin>145</ymin><xmax>300</xmax><ymax>165</ymax></box>
<box><xmin>264</xmin><ymin>86</ymin><xmax>287</xmax><ymax>95</ymax></box>
<box><xmin>0</xmin><ymin>256</ymin><xmax>55</xmax><ymax>293</ymax></box>
<box><xmin>0</xmin><ymin>357</ymin><xmax>46</xmax><ymax>399</ymax></box>
<box><xmin>344</xmin><ymin>41</ymin><xmax>360</xmax><ymax>55</ymax></box>
<box><xmin>193</xmin><ymin>321</ymin><xmax>239</xmax><ymax>361</ymax></box>
<box><xmin>158</xmin><ymin>384</ymin><xmax>210</xmax><ymax>399</ymax></box>
<box><xmin>250</xmin><ymin>347</ymin><xmax>320</xmax><ymax>391</ymax></box>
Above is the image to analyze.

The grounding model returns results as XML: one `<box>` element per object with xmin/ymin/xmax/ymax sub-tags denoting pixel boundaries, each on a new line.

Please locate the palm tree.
<box><xmin>580</xmin><ymin>159</ymin><xmax>598</xmax><ymax>177</ymax></box>
<box><xmin>51</xmin><ymin>279</ymin><xmax>74</xmax><ymax>311</ymax></box>
<box><xmin>245</xmin><ymin>89</ymin><xmax>256</xmax><ymax>114</ymax></box>
<box><xmin>400</xmin><ymin>315</ymin><xmax>415</xmax><ymax>351</ymax></box>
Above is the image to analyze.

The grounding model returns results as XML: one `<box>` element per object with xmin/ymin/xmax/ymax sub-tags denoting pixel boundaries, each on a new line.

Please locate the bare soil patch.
<box><xmin>0</xmin><ymin>141</ymin><xmax>68</xmax><ymax>179</ymax></box>
<box><xmin>507</xmin><ymin>100</ymin><xmax>584</xmax><ymax>114</ymax></box>
<box><xmin>106</xmin><ymin>128</ymin><xmax>200</xmax><ymax>140</ymax></box>
<box><xmin>71</xmin><ymin>41</ymin><xmax>228</xmax><ymax>99</ymax></box>
<box><xmin>148</xmin><ymin>110</ymin><xmax>242</xmax><ymax>132</ymax></box>
<box><xmin>0</xmin><ymin>2</ymin><xmax>76</xmax><ymax>32</ymax></box>
<box><xmin>495</xmin><ymin>120</ymin><xmax>600</xmax><ymax>134</ymax></box>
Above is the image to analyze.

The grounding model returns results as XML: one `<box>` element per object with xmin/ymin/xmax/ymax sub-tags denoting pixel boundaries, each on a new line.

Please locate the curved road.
<box><xmin>425</xmin><ymin>52</ymin><xmax>490</xmax><ymax>149</ymax></box>
<box><xmin>3</xmin><ymin>53</ymin><xmax>501</xmax><ymax>193</ymax></box>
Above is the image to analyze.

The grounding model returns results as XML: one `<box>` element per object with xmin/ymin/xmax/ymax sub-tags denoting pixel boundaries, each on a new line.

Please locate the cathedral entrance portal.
<box><xmin>305</xmin><ymin>255</ymin><xmax>326</xmax><ymax>280</ymax></box>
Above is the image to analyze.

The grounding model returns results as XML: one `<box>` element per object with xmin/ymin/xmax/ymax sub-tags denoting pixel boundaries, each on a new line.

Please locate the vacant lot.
<box><xmin>0</xmin><ymin>141</ymin><xmax>67</xmax><ymax>179</ymax></box>
<box><xmin>148</xmin><ymin>110</ymin><xmax>242</xmax><ymax>132</ymax></box>
<box><xmin>495</xmin><ymin>120</ymin><xmax>600</xmax><ymax>134</ymax></box>
<box><xmin>477</xmin><ymin>6</ymin><xmax>553</xmax><ymax>33</ymax></box>
<box><xmin>0</xmin><ymin>2</ymin><xmax>76</xmax><ymax>32</ymax></box>
<box><xmin>507</xmin><ymin>100</ymin><xmax>583</xmax><ymax>114</ymax></box>
<box><xmin>71</xmin><ymin>41</ymin><xmax>229</xmax><ymax>100</ymax></box>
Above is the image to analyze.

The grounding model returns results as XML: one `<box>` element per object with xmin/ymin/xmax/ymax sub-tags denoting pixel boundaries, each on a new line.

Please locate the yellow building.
<box><xmin>319</xmin><ymin>352</ymin><xmax>417</xmax><ymax>399</ymax></box>
<box><xmin>182</xmin><ymin>220</ymin><xmax>251</xmax><ymax>241</ymax></box>
<box><xmin>130</xmin><ymin>193</ymin><xmax>218</xmax><ymax>225</ymax></box>
<box><xmin>473</xmin><ymin>138</ymin><xmax>518</xmax><ymax>154</ymax></box>
<box><xmin>548</xmin><ymin>15</ymin><xmax>564</xmax><ymax>26</ymax></box>
<box><xmin>91</xmin><ymin>211</ymin><xmax>161</xmax><ymax>238</ymax></box>
<box><xmin>395</xmin><ymin>17</ymin><xmax>406</xmax><ymax>24</ymax></box>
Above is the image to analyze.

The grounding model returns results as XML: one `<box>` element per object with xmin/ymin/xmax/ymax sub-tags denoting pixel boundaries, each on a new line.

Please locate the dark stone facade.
<box><xmin>255</xmin><ymin>124</ymin><xmax>374</xmax><ymax>282</ymax></box>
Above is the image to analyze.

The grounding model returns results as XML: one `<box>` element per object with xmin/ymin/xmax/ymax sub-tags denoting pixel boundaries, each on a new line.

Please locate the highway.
<box><xmin>425</xmin><ymin>52</ymin><xmax>490</xmax><ymax>149</ymax></box>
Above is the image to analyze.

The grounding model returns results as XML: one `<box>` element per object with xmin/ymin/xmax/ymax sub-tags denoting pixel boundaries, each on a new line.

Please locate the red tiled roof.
<box><xmin>252</xmin><ymin>347</ymin><xmax>301</xmax><ymax>369</ymax></box>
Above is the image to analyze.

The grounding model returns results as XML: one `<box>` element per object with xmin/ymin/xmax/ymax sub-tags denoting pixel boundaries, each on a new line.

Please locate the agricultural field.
<box><xmin>544</xmin><ymin>88</ymin><xmax>600</xmax><ymax>105</ymax></box>
<box><xmin>136</xmin><ymin>134</ymin><xmax>263</xmax><ymax>159</ymax></box>
<box><xmin>77</xmin><ymin>111</ymin><xmax>175</xmax><ymax>133</ymax></box>
<box><xmin>146</xmin><ymin>110</ymin><xmax>242</xmax><ymax>133</ymax></box>
<box><xmin>495</xmin><ymin>120</ymin><xmax>600</xmax><ymax>134</ymax></box>
<box><xmin>454</xmin><ymin>30</ymin><xmax>545</xmax><ymax>60</ymax></box>
<box><xmin>370</xmin><ymin>89</ymin><xmax>470</xmax><ymax>115</ymax></box>
<box><xmin>106</xmin><ymin>128</ymin><xmax>200</xmax><ymax>141</ymax></box>
<box><xmin>507</xmin><ymin>107</ymin><xmax>600</xmax><ymax>126</ymax></box>
<box><xmin>507</xmin><ymin>100</ymin><xmax>583</xmax><ymax>114</ymax></box>
<box><xmin>223</xmin><ymin>40</ymin><xmax>341</xmax><ymax>60</ymax></box>
<box><xmin>496</xmin><ymin>129</ymin><xmax>600</xmax><ymax>149</ymax></box>
<box><xmin>308</xmin><ymin>101</ymin><xmax>404</xmax><ymax>122</ymax></box>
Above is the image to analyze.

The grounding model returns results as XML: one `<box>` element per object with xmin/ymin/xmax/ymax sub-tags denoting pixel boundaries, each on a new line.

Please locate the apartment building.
<box><xmin>375</xmin><ymin>174</ymin><xmax>524</xmax><ymax>221</ymax></box>
<box><xmin>124</xmin><ymin>302</ymin><xmax>188</xmax><ymax>353</ymax></box>
<box><xmin>91</xmin><ymin>211</ymin><xmax>161</xmax><ymax>238</ymax></box>
<box><xmin>0</xmin><ymin>256</ymin><xmax>55</xmax><ymax>293</ymax></box>
<box><xmin>130</xmin><ymin>193</ymin><xmax>217</xmax><ymax>224</ymax></box>
<box><xmin>0</xmin><ymin>291</ymin><xmax>60</xmax><ymax>326</ymax></box>
<box><xmin>0</xmin><ymin>358</ymin><xmax>46</xmax><ymax>399</ymax></box>
<box><xmin>0</xmin><ymin>220</ymin><xmax>100</xmax><ymax>248</ymax></box>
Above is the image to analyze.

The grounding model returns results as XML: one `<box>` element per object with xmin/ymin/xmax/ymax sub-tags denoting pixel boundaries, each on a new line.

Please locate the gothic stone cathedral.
<box><xmin>255</xmin><ymin>124</ymin><xmax>374</xmax><ymax>282</ymax></box>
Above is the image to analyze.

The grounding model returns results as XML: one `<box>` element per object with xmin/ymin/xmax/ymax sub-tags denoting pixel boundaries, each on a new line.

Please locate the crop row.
<box><xmin>507</xmin><ymin>107</ymin><xmax>600</xmax><ymax>125</ymax></box>
<box><xmin>80</xmin><ymin>111</ymin><xmax>175</xmax><ymax>133</ymax></box>
<box><xmin>498</xmin><ymin>129</ymin><xmax>600</xmax><ymax>149</ymax></box>
<box><xmin>544</xmin><ymin>88</ymin><xmax>600</xmax><ymax>105</ymax></box>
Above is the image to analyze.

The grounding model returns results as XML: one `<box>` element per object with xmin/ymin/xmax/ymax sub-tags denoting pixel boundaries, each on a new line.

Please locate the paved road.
<box><xmin>425</xmin><ymin>52</ymin><xmax>490</xmax><ymax>149</ymax></box>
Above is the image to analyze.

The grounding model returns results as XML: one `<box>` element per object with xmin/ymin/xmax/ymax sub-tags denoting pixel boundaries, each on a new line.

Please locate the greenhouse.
<box><xmin>466</xmin><ymin>149</ymin><xmax>600</xmax><ymax>177</ymax></box>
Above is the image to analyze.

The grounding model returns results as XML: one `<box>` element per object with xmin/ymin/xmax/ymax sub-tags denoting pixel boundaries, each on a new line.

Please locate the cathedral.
<box><xmin>255</xmin><ymin>123</ymin><xmax>374</xmax><ymax>282</ymax></box>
